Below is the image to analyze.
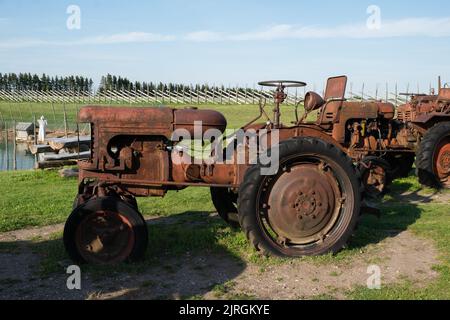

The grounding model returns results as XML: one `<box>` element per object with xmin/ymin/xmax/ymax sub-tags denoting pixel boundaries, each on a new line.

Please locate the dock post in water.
<box><xmin>33</xmin><ymin>114</ymin><xmax>38</xmax><ymax>169</ymax></box>
<box><xmin>13</xmin><ymin>120</ymin><xmax>16</xmax><ymax>170</ymax></box>
<box><xmin>4</xmin><ymin>122</ymin><xmax>9</xmax><ymax>171</ymax></box>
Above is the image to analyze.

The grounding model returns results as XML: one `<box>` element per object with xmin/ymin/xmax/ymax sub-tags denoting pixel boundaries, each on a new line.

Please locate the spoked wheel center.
<box><xmin>435</xmin><ymin>137</ymin><xmax>450</xmax><ymax>186</ymax></box>
<box><xmin>265</xmin><ymin>163</ymin><xmax>342</xmax><ymax>245</ymax></box>
<box><xmin>75</xmin><ymin>211</ymin><xmax>135</xmax><ymax>264</ymax></box>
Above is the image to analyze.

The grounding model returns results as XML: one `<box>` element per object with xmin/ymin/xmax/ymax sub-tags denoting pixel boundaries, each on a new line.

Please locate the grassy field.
<box><xmin>0</xmin><ymin>169</ymin><xmax>449</xmax><ymax>299</ymax></box>
<box><xmin>0</xmin><ymin>101</ymin><xmax>304</xmax><ymax>132</ymax></box>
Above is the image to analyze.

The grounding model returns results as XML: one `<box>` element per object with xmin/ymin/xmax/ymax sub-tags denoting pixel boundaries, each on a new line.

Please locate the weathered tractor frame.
<box><xmin>64</xmin><ymin>78</ymin><xmax>365</xmax><ymax>265</ymax></box>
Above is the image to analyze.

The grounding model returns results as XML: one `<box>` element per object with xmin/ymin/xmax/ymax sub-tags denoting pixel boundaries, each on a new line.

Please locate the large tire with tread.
<box><xmin>416</xmin><ymin>122</ymin><xmax>450</xmax><ymax>188</ymax></box>
<box><xmin>238</xmin><ymin>137</ymin><xmax>362</xmax><ymax>257</ymax></box>
<box><xmin>64</xmin><ymin>197</ymin><xmax>148</xmax><ymax>265</ymax></box>
<box><xmin>210</xmin><ymin>188</ymin><xmax>240</xmax><ymax>228</ymax></box>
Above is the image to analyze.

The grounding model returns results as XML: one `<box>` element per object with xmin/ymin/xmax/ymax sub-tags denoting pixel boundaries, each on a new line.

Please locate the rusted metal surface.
<box><xmin>267</xmin><ymin>164</ymin><xmax>341</xmax><ymax>244</ymax></box>
<box><xmin>324</xmin><ymin>76</ymin><xmax>347</xmax><ymax>100</ymax></box>
<box><xmin>75</xmin><ymin>210</ymin><xmax>135</xmax><ymax>264</ymax></box>
<box><xmin>435</xmin><ymin>137</ymin><xmax>450</xmax><ymax>187</ymax></box>
<box><xmin>304</xmin><ymin>91</ymin><xmax>325</xmax><ymax>113</ymax></box>
<box><xmin>74</xmin><ymin>75</ymin><xmax>450</xmax><ymax>218</ymax></box>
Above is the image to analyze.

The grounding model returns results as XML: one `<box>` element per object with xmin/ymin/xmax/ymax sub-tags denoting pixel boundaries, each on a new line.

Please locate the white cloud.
<box><xmin>188</xmin><ymin>17</ymin><xmax>450</xmax><ymax>41</ymax></box>
<box><xmin>1</xmin><ymin>17</ymin><xmax>450</xmax><ymax>50</ymax></box>
<box><xmin>0</xmin><ymin>32</ymin><xmax>176</xmax><ymax>49</ymax></box>
<box><xmin>184</xmin><ymin>31</ymin><xmax>224</xmax><ymax>42</ymax></box>
<box><xmin>76</xmin><ymin>32</ymin><xmax>176</xmax><ymax>45</ymax></box>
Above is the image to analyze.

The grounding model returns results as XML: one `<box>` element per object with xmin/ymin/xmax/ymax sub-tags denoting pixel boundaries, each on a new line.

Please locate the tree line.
<box><xmin>0</xmin><ymin>72</ymin><xmax>260</xmax><ymax>94</ymax></box>
<box><xmin>99</xmin><ymin>74</ymin><xmax>258</xmax><ymax>93</ymax></box>
<box><xmin>0</xmin><ymin>73</ymin><xmax>94</xmax><ymax>92</ymax></box>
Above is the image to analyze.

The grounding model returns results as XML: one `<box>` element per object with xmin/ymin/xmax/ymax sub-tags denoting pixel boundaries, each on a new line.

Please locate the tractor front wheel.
<box><xmin>238</xmin><ymin>137</ymin><xmax>362</xmax><ymax>257</ymax></box>
<box><xmin>64</xmin><ymin>197</ymin><xmax>148</xmax><ymax>265</ymax></box>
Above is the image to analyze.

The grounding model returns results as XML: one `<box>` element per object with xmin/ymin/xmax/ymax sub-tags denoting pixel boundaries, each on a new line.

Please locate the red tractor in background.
<box><xmin>396</xmin><ymin>77</ymin><xmax>450</xmax><ymax>188</ymax></box>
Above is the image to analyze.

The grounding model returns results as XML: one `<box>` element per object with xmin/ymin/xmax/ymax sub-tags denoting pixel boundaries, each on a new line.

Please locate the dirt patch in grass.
<box><xmin>0</xmin><ymin>223</ymin><xmax>439</xmax><ymax>300</ymax></box>
<box><xmin>217</xmin><ymin>231</ymin><xmax>438</xmax><ymax>300</ymax></box>
<box><xmin>0</xmin><ymin>174</ymin><xmax>446</xmax><ymax>300</ymax></box>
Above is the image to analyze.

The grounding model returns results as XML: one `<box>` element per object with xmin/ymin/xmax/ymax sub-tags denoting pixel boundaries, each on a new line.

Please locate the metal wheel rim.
<box><xmin>255</xmin><ymin>155</ymin><xmax>351</xmax><ymax>254</ymax></box>
<box><xmin>434</xmin><ymin>136</ymin><xmax>450</xmax><ymax>187</ymax></box>
<box><xmin>75</xmin><ymin>211</ymin><xmax>135</xmax><ymax>264</ymax></box>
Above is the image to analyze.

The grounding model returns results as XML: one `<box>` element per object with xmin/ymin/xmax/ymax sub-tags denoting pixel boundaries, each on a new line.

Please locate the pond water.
<box><xmin>0</xmin><ymin>140</ymin><xmax>36</xmax><ymax>171</ymax></box>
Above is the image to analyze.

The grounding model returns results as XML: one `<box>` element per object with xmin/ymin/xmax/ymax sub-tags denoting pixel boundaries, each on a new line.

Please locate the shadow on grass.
<box><xmin>0</xmin><ymin>211</ymin><xmax>247</xmax><ymax>300</ymax></box>
<box><xmin>346</xmin><ymin>179</ymin><xmax>433</xmax><ymax>251</ymax></box>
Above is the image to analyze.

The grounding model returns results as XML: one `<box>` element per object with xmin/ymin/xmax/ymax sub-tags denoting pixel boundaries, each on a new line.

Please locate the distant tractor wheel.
<box><xmin>64</xmin><ymin>197</ymin><xmax>148</xmax><ymax>265</ymax></box>
<box><xmin>238</xmin><ymin>137</ymin><xmax>362</xmax><ymax>258</ymax></box>
<box><xmin>210</xmin><ymin>187</ymin><xmax>240</xmax><ymax>228</ymax></box>
<box><xmin>359</xmin><ymin>157</ymin><xmax>391</xmax><ymax>199</ymax></box>
<box><xmin>384</xmin><ymin>153</ymin><xmax>415</xmax><ymax>182</ymax></box>
<box><xmin>417</xmin><ymin>122</ymin><xmax>450</xmax><ymax>188</ymax></box>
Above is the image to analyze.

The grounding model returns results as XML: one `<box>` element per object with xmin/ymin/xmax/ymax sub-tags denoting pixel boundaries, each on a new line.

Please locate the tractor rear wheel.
<box><xmin>417</xmin><ymin>122</ymin><xmax>450</xmax><ymax>188</ymax></box>
<box><xmin>64</xmin><ymin>197</ymin><xmax>148</xmax><ymax>265</ymax></box>
<box><xmin>238</xmin><ymin>137</ymin><xmax>362</xmax><ymax>257</ymax></box>
<box><xmin>210</xmin><ymin>187</ymin><xmax>240</xmax><ymax>228</ymax></box>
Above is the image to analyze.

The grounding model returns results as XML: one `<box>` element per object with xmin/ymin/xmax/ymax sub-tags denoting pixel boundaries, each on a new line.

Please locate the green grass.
<box><xmin>0</xmin><ymin>101</ymin><xmax>307</xmax><ymax>132</ymax></box>
<box><xmin>0</xmin><ymin>170</ymin><xmax>77</xmax><ymax>232</ymax></box>
<box><xmin>9</xmin><ymin>172</ymin><xmax>450</xmax><ymax>299</ymax></box>
<box><xmin>0</xmin><ymin>170</ymin><xmax>449</xmax><ymax>299</ymax></box>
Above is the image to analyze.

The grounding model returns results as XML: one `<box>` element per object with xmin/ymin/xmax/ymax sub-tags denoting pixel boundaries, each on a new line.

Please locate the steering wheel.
<box><xmin>258</xmin><ymin>80</ymin><xmax>307</xmax><ymax>88</ymax></box>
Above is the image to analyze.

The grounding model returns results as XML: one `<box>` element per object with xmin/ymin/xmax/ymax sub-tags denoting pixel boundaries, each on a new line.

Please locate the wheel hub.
<box><xmin>436</xmin><ymin>139</ymin><xmax>450</xmax><ymax>186</ymax></box>
<box><xmin>75</xmin><ymin>211</ymin><xmax>135</xmax><ymax>264</ymax></box>
<box><xmin>267</xmin><ymin>164</ymin><xmax>341</xmax><ymax>244</ymax></box>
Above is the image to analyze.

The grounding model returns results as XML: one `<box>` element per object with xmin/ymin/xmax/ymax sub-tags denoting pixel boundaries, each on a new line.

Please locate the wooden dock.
<box><xmin>29</xmin><ymin>135</ymin><xmax>92</xmax><ymax>169</ymax></box>
<box><xmin>47</xmin><ymin>136</ymin><xmax>91</xmax><ymax>151</ymax></box>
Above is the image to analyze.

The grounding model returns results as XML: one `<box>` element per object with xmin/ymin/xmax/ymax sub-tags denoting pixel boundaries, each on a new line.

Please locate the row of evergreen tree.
<box><xmin>98</xmin><ymin>74</ymin><xmax>257</xmax><ymax>93</ymax></box>
<box><xmin>0</xmin><ymin>72</ymin><xmax>260</xmax><ymax>94</ymax></box>
<box><xmin>0</xmin><ymin>73</ymin><xmax>94</xmax><ymax>92</ymax></box>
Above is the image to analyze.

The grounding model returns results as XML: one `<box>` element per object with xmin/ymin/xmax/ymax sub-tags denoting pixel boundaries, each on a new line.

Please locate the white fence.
<box><xmin>0</xmin><ymin>85</ymin><xmax>412</xmax><ymax>106</ymax></box>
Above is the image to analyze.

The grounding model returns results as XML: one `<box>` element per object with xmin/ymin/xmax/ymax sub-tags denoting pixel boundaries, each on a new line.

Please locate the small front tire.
<box><xmin>64</xmin><ymin>197</ymin><xmax>148</xmax><ymax>265</ymax></box>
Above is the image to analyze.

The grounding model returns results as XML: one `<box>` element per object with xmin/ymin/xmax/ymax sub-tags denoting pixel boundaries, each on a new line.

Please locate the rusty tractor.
<box><xmin>66</xmin><ymin>74</ymin><xmax>449</xmax><ymax>265</ymax></box>
<box><xmin>64</xmin><ymin>78</ymin><xmax>368</xmax><ymax>265</ymax></box>
<box><xmin>396</xmin><ymin>78</ymin><xmax>450</xmax><ymax>188</ymax></box>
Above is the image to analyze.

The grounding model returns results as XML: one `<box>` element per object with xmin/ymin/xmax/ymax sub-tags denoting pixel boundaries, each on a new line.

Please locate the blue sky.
<box><xmin>0</xmin><ymin>0</ymin><xmax>450</xmax><ymax>93</ymax></box>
